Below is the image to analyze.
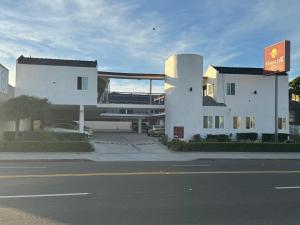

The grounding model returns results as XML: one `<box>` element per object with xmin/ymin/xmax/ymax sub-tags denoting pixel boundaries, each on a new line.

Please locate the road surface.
<box><xmin>0</xmin><ymin>159</ymin><xmax>300</xmax><ymax>225</ymax></box>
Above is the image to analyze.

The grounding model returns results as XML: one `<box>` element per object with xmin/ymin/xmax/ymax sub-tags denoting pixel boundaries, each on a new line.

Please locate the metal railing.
<box><xmin>99</xmin><ymin>91</ymin><xmax>165</xmax><ymax>105</ymax></box>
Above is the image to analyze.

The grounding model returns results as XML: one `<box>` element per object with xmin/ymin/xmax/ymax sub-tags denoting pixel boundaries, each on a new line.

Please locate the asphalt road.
<box><xmin>1</xmin><ymin>159</ymin><xmax>300</xmax><ymax>225</ymax></box>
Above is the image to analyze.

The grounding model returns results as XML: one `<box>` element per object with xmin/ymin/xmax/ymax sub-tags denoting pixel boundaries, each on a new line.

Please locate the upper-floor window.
<box><xmin>278</xmin><ymin>117</ymin><xmax>287</xmax><ymax>130</ymax></box>
<box><xmin>226</xmin><ymin>83</ymin><xmax>235</xmax><ymax>95</ymax></box>
<box><xmin>215</xmin><ymin>116</ymin><xmax>224</xmax><ymax>129</ymax></box>
<box><xmin>233</xmin><ymin>116</ymin><xmax>242</xmax><ymax>129</ymax></box>
<box><xmin>207</xmin><ymin>84</ymin><xmax>214</xmax><ymax>96</ymax></box>
<box><xmin>203</xmin><ymin>116</ymin><xmax>213</xmax><ymax>129</ymax></box>
<box><xmin>246</xmin><ymin>116</ymin><xmax>255</xmax><ymax>129</ymax></box>
<box><xmin>77</xmin><ymin>77</ymin><xmax>88</xmax><ymax>90</ymax></box>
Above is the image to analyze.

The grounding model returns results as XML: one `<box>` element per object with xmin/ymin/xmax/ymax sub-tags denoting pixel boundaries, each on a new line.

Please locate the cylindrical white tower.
<box><xmin>164</xmin><ymin>54</ymin><xmax>203</xmax><ymax>141</ymax></box>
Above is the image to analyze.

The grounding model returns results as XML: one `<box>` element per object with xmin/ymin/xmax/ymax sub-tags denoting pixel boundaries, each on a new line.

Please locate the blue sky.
<box><xmin>0</xmin><ymin>0</ymin><xmax>299</xmax><ymax>92</ymax></box>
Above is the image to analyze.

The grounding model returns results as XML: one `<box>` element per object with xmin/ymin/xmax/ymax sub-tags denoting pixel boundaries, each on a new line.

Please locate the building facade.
<box><xmin>14</xmin><ymin>54</ymin><xmax>289</xmax><ymax>139</ymax></box>
<box><xmin>164</xmin><ymin>54</ymin><xmax>289</xmax><ymax>140</ymax></box>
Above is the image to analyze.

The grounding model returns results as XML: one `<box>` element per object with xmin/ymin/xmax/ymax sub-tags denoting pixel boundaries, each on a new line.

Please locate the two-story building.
<box><xmin>13</xmin><ymin>54</ymin><xmax>289</xmax><ymax>140</ymax></box>
<box><xmin>165</xmin><ymin>54</ymin><xmax>289</xmax><ymax>140</ymax></box>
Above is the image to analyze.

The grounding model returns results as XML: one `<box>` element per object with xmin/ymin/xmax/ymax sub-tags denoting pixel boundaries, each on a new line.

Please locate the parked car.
<box><xmin>131</xmin><ymin>122</ymin><xmax>150</xmax><ymax>133</ymax></box>
<box><xmin>45</xmin><ymin>122</ymin><xmax>93</xmax><ymax>138</ymax></box>
<box><xmin>147</xmin><ymin>125</ymin><xmax>164</xmax><ymax>136</ymax></box>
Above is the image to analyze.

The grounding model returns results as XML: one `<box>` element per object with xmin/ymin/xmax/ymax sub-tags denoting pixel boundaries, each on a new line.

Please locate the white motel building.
<box><xmin>1</xmin><ymin>54</ymin><xmax>289</xmax><ymax>140</ymax></box>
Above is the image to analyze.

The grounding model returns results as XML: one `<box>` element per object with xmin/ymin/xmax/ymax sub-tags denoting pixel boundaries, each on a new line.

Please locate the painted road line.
<box><xmin>172</xmin><ymin>165</ymin><xmax>211</xmax><ymax>167</ymax></box>
<box><xmin>0</xmin><ymin>167</ymin><xmax>47</xmax><ymax>169</ymax></box>
<box><xmin>1</xmin><ymin>170</ymin><xmax>300</xmax><ymax>179</ymax></box>
<box><xmin>275</xmin><ymin>186</ymin><xmax>300</xmax><ymax>190</ymax></box>
<box><xmin>0</xmin><ymin>193</ymin><xmax>90</xmax><ymax>199</ymax></box>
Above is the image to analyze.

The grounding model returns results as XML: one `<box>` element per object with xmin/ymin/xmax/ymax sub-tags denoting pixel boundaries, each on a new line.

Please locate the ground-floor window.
<box><xmin>246</xmin><ymin>116</ymin><xmax>255</xmax><ymax>129</ymax></box>
<box><xmin>278</xmin><ymin>117</ymin><xmax>287</xmax><ymax>130</ymax></box>
<box><xmin>203</xmin><ymin>116</ymin><xmax>213</xmax><ymax>128</ymax></box>
<box><xmin>215</xmin><ymin>116</ymin><xmax>224</xmax><ymax>129</ymax></box>
<box><xmin>233</xmin><ymin>116</ymin><xmax>242</xmax><ymax>129</ymax></box>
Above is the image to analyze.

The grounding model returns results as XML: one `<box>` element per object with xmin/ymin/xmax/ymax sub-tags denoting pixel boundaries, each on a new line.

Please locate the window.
<box><xmin>207</xmin><ymin>84</ymin><xmax>214</xmax><ymax>96</ymax></box>
<box><xmin>203</xmin><ymin>116</ymin><xmax>213</xmax><ymax>129</ymax></box>
<box><xmin>226</xmin><ymin>83</ymin><xmax>235</xmax><ymax>95</ymax></box>
<box><xmin>233</xmin><ymin>116</ymin><xmax>242</xmax><ymax>129</ymax></box>
<box><xmin>77</xmin><ymin>77</ymin><xmax>88</xmax><ymax>90</ymax></box>
<box><xmin>278</xmin><ymin>117</ymin><xmax>286</xmax><ymax>130</ymax></box>
<box><xmin>215</xmin><ymin>116</ymin><xmax>224</xmax><ymax>129</ymax></box>
<box><xmin>246</xmin><ymin>116</ymin><xmax>255</xmax><ymax>129</ymax></box>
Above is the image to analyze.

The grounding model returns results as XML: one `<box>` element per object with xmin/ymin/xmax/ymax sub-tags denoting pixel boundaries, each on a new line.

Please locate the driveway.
<box><xmin>91</xmin><ymin>132</ymin><xmax>169</xmax><ymax>154</ymax></box>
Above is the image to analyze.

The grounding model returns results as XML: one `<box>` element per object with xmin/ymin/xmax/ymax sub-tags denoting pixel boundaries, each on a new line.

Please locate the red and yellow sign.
<box><xmin>174</xmin><ymin>126</ymin><xmax>184</xmax><ymax>139</ymax></box>
<box><xmin>264</xmin><ymin>40</ymin><xmax>290</xmax><ymax>74</ymax></box>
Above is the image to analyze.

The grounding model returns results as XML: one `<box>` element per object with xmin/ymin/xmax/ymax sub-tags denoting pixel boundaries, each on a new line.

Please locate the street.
<box><xmin>0</xmin><ymin>160</ymin><xmax>300</xmax><ymax>225</ymax></box>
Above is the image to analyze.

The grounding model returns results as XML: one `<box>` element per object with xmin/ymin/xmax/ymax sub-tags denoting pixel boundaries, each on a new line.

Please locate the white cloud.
<box><xmin>1</xmin><ymin>0</ymin><xmax>300</xmax><ymax>87</ymax></box>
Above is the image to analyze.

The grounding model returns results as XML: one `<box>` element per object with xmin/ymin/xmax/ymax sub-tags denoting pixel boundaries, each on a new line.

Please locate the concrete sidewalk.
<box><xmin>1</xmin><ymin>133</ymin><xmax>300</xmax><ymax>161</ymax></box>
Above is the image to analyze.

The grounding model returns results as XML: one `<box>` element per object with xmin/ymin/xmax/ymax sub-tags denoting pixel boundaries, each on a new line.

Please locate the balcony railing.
<box><xmin>99</xmin><ymin>91</ymin><xmax>165</xmax><ymax>105</ymax></box>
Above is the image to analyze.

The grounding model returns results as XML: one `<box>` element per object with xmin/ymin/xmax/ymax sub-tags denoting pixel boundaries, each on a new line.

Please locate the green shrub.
<box><xmin>192</xmin><ymin>134</ymin><xmax>201</xmax><ymax>141</ymax></box>
<box><xmin>206</xmin><ymin>134</ymin><xmax>230</xmax><ymax>142</ymax></box>
<box><xmin>236</xmin><ymin>133</ymin><xmax>258</xmax><ymax>141</ymax></box>
<box><xmin>262</xmin><ymin>133</ymin><xmax>289</xmax><ymax>142</ymax></box>
<box><xmin>181</xmin><ymin>142</ymin><xmax>300</xmax><ymax>152</ymax></box>
<box><xmin>3</xmin><ymin>131</ymin><xmax>88</xmax><ymax>141</ymax></box>
<box><xmin>0</xmin><ymin>141</ymin><xmax>93</xmax><ymax>152</ymax></box>
<box><xmin>168</xmin><ymin>139</ymin><xmax>187</xmax><ymax>151</ymax></box>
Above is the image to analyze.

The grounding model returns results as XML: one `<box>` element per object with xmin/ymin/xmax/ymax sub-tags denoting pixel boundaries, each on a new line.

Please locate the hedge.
<box><xmin>0</xmin><ymin>141</ymin><xmax>93</xmax><ymax>152</ymax></box>
<box><xmin>180</xmin><ymin>142</ymin><xmax>300</xmax><ymax>152</ymax></box>
<box><xmin>168</xmin><ymin>139</ymin><xmax>187</xmax><ymax>151</ymax></box>
<box><xmin>3</xmin><ymin>131</ymin><xmax>88</xmax><ymax>141</ymax></box>
<box><xmin>206</xmin><ymin>134</ymin><xmax>230</xmax><ymax>142</ymax></box>
<box><xmin>236</xmin><ymin>133</ymin><xmax>258</xmax><ymax>141</ymax></box>
<box><xmin>262</xmin><ymin>133</ymin><xmax>289</xmax><ymax>142</ymax></box>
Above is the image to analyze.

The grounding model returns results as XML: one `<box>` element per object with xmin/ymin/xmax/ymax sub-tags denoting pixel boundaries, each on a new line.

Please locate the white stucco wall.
<box><xmin>165</xmin><ymin>54</ymin><xmax>203</xmax><ymax>140</ymax></box>
<box><xmin>200</xmin><ymin>70</ymin><xmax>289</xmax><ymax>140</ymax></box>
<box><xmin>220</xmin><ymin>73</ymin><xmax>289</xmax><ymax>135</ymax></box>
<box><xmin>15</xmin><ymin>63</ymin><xmax>97</xmax><ymax>105</ymax></box>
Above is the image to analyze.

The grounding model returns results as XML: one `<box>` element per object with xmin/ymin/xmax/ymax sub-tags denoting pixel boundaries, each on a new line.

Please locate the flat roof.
<box><xmin>98</xmin><ymin>71</ymin><xmax>165</xmax><ymax>80</ymax></box>
<box><xmin>17</xmin><ymin>55</ymin><xmax>97</xmax><ymax>68</ymax></box>
<box><xmin>212</xmin><ymin>66</ymin><xmax>288</xmax><ymax>75</ymax></box>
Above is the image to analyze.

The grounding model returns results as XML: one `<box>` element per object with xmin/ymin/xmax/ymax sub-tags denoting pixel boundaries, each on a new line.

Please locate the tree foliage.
<box><xmin>289</xmin><ymin>76</ymin><xmax>300</xmax><ymax>95</ymax></box>
<box><xmin>0</xmin><ymin>95</ymin><xmax>51</xmax><ymax>134</ymax></box>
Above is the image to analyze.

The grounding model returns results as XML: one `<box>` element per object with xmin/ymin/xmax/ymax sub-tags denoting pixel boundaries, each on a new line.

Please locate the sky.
<box><xmin>0</xmin><ymin>0</ymin><xmax>299</xmax><ymax>93</ymax></box>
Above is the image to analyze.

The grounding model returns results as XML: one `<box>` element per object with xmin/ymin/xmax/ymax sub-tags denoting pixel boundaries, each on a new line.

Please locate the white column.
<box><xmin>149</xmin><ymin>79</ymin><xmax>152</xmax><ymax>105</ymax></box>
<box><xmin>79</xmin><ymin>105</ymin><xmax>85</xmax><ymax>133</ymax></box>
<box><xmin>138</xmin><ymin>118</ymin><xmax>142</xmax><ymax>134</ymax></box>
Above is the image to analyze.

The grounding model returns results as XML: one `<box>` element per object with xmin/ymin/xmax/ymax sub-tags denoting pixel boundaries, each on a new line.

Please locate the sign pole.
<box><xmin>274</xmin><ymin>74</ymin><xmax>278</xmax><ymax>142</ymax></box>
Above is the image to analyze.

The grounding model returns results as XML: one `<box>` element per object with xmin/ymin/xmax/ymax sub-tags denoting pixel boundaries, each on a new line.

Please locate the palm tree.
<box><xmin>0</xmin><ymin>95</ymin><xmax>51</xmax><ymax>138</ymax></box>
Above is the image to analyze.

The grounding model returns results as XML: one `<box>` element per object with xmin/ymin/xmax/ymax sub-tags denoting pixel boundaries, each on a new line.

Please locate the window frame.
<box><xmin>233</xmin><ymin>116</ymin><xmax>242</xmax><ymax>129</ymax></box>
<box><xmin>215</xmin><ymin>116</ymin><xmax>224</xmax><ymax>129</ymax></box>
<box><xmin>226</xmin><ymin>82</ymin><xmax>235</xmax><ymax>95</ymax></box>
<box><xmin>278</xmin><ymin>117</ymin><xmax>286</xmax><ymax>130</ymax></box>
<box><xmin>77</xmin><ymin>76</ymin><xmax>88</xmax><ymax>90</ymax></box>
<box><xmin>246</xmin><ymin>116</ymin><xmax>255</xmax><ymax>129</ymax></box>
<box><xmin>203</xmin><ymin>116</ymin><xmax>213</xmax><ymax>129</ymax></box>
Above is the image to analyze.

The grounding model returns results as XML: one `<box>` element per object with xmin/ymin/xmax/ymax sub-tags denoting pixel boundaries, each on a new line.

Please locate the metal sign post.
<box><xmin>264</xmin><ymin>40</ymin><xmax>290</xmax><ymax>143</ymax></box>
<box><xmin>274</xmin><ymin>73</ymin><xmax>278</xmax><ymax>142</ymax></box>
